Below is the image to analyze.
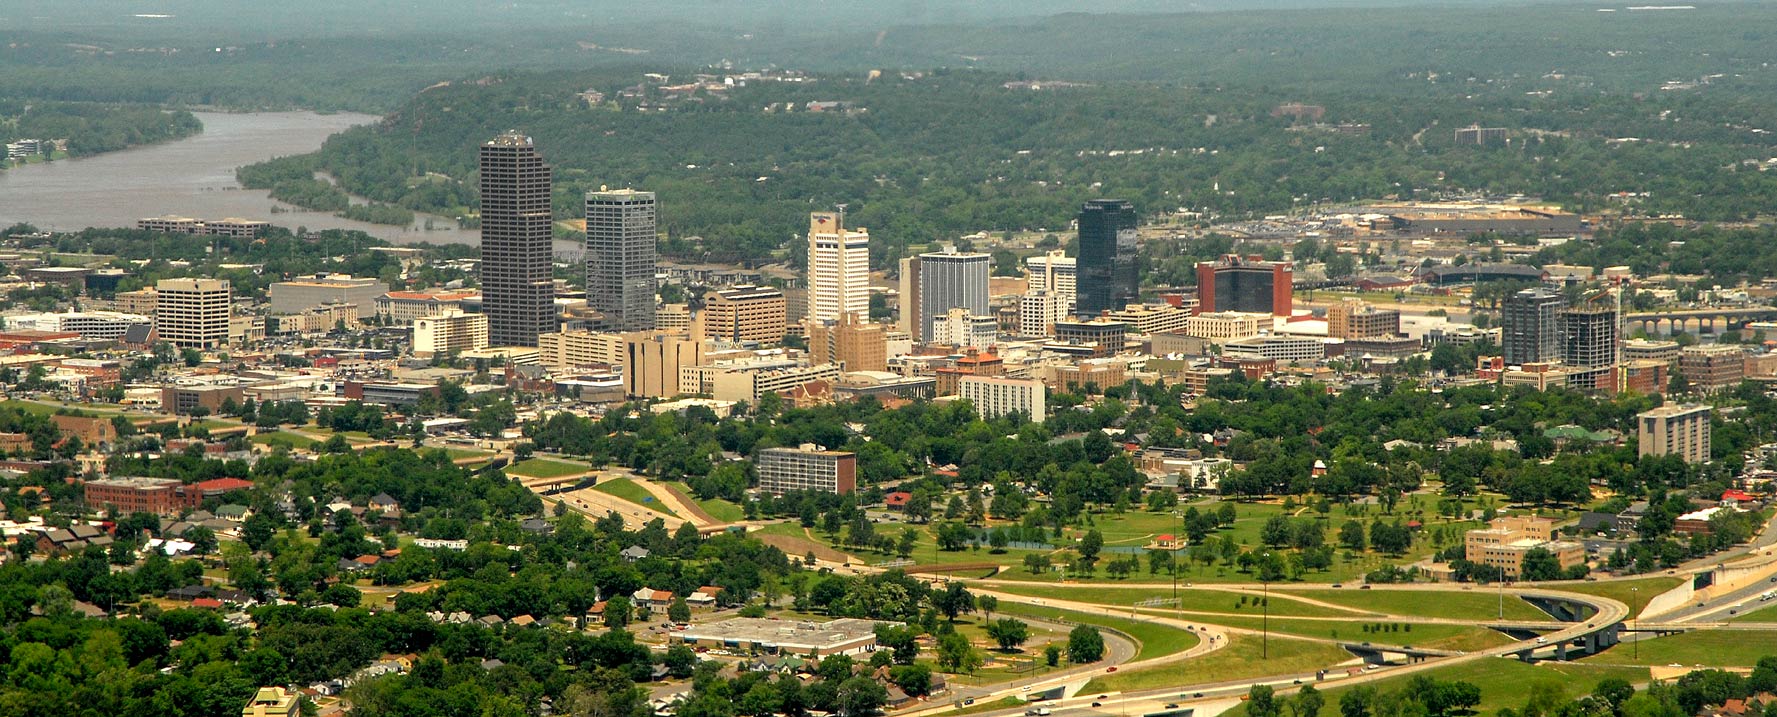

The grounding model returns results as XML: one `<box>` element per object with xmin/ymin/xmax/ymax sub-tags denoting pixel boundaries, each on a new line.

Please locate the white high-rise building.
<box><xmin>806</xmin><ymin>211</ymin><xmax>869</xmax><ymax>324</ymax></box>
<box><xmin>1019</xmin><ymin>290</ymin><xmax>1070</xmax><ymax>338</ymax></box>
<box><xmin>1026</xmin><ymin>250</ymin><xmax>1077</xmax><ymax>302</ymax></box>
<box><xmin>413</xmin><ymin>310</ymin><xmax>491</xmax><ymax>358</ymax></box>
<box><xmin>153</xmin><ymin>278</ymin><xmax>232</xmax><ymax>349</ymax></box>
<box><xmin>959</xmin><ymin>376</ymin><xmax>1047</xmax><ymax>423</ymax></box>
<box><xmin>917</xmin><ymin>247</ymin><xmax>990</xmax><ymax>343</ymax></box>
<box><xmin>932</xmin><ymin>307</ymin><xmax>999</xmax><ymax>348</ymax></box>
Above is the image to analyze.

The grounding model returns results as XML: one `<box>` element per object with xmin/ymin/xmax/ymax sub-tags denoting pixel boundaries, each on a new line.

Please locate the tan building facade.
<box><xmin>413</xmin><ymin>310</ymin><xmax>491</xmax><ymax>358</ymax></box>
<box><xmin>539</xmin><ymin>330</ymin><xmax>626</xmax><ymax>370</ymax></box>
<box><xmin>1637</xmin><ymin>403</ymin><xmax>1711</xmax><ymax>464</ymax></box>
<box><xmin>703</xmin><ymin>285</ymin><xmax>787</xmax><ymax>344</ymax></box>
<box><xmin>154</xmin><ymin>278</ymin><xmax>232</xmax><ymax>349</ymax></box>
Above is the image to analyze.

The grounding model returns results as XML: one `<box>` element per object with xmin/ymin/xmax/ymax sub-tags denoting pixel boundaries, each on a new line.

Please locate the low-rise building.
<box><xmin>669</xmin><ymin>617</ymin><xmax>901</xmax><ymax>657</ymax></box>
<box><xmin>1185</xmin><ymin>311</ymin><xmax>1265</xmax><ymax>341</ymax></box>
<box><xmin>1463</xmin><ymin>515</ymin><xmax>1584</xmax><ymax>578</ymax></box>
<box><xmin>268</xmin><ymin>274</ymin><xmax>390</xmax><ymax>314</ymax></box>
<box><xmin>756</xmin><ymin>444</ymin><xmax>857</xmax><ymax>495</ymax></box>
<box><xmin>1681</xmin><ymin>344</ymin><xmax>1746</xmax><ymax>393</ymax></box>
<box><xmin>958</xmin><ymin>375</ymin><xmax>1046</xmax><ymax>423</ymax></box>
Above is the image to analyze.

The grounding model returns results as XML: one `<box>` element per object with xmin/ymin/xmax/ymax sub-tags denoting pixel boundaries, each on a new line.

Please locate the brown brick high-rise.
<box><xmin>479</xmin><ymin>132</ymin><xmax>555</xmax><ymax>346</ymax></box>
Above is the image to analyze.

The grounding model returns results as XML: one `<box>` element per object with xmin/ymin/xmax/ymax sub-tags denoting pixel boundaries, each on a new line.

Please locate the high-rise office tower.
<box><xmin>1559</xmin><ymin>304</ymin><xmax>1619</xmax><ymax>369</ymax></box>
<box><xmin>1195</xmin><ymin>255</ymin><xmax>1294</xmax><ymax>317</ymax></box>
<box><xmin>1026</xmin><ymin>250</ymin><xmax>1077</xmax><ymax>302</ymax></box>
<box><xmin>897</xmin><ymin>256</ymin><xmax>921</xmax><ymax>337</ymax></box>
<box><xmin>479</xmin><ymin>132</ymin><xmax>555</xmax><ymax>346</ymax></box>
<box><xmin>154</xmin><ymin>278</ymin><xmax>232</xmax><ymax>349</ymax></box>
<box><xmin>1076</xmin><ymin>199</ymin><xmax>1140</xmax><ymax>317</ymax></box>
<box><xmin>1502</xmin><ymin>287</ymin><xmax>1563</xmax><ymax>365</ymax></box>
<box><xmin>917</xmin><ymin>247</ymin><xmax>991</xmax><ymax>343</ymax></box>
<box><xmin>807</xmin><ymin>211</ymin><xmax>869</xmax><ymax>323</ymax></box>
<box><xmin>585</xmin><ymin>188</ymin><xmax>658</xmax><ymax>332</ymax></box>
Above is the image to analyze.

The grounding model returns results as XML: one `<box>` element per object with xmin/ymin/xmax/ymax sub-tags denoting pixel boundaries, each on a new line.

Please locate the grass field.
<box><xmin>591</xmin><ymin>478</ymin><xmax>679</xmax><ymax>517</ymax></box>
<box><xmin>0</xmin><ymin>399</ymin><xmax>127</xmax><ymax>416</ymax></box>
<box><xmin>249</xmin><ymin>431</ymin><xmax>318</xmax><ymax>450</ymax></box>
<box><xmin>444</xmin><ymin>447</ymin><xmax>492</xmax><ymax>459</ymax></box>
<box><xmin>1543</xmin><ymin>577</ymin><xmax>1686</xmax><ymax>613</ymax></box>
<box><xmin>669</xmin><ymin>483</ymin><xmax>747</xmax><ymax>522</ymax></box>
<box><xmin>507</xmin><ymin>458</ymin><xmax>589</xmax><ymax>479</ymax></box>
<box><xmin>993</xmin><ymin>602</ymin><xmax>1200</xmax><ymax>662</ymax></box>
<box><xmin>1222</xmin><ymin>659</ymin><xmax>1650</xmax><ymax>717</ymax></box>
<box><xmin>1079</xmin><ymin>633</ymin><xmax>1354</xmax><ymax>693</ymax></box>
<box><xmin>1580</xmin><ymin>630</ymin><xmax>1777</xmax><ymax>667</ymax></box>
<box><xmin>986</xmin><ymin>584</ymin><xmax>1359</xmax><ymax>618</ymax></box>
<box><xmin>1186</xmin><ymin>615</ymin><xmax>1516</xmax><ymax>652</ymax></box>
<box><xmin>1284</xmin><ymin>589</ymin><xmax>1552</xmax><ymax>621</ymax></box>
<box><xmin>1730</xmin><ymin>599</ymin><xmax>1777</xmax><ymax>622</ymax></box>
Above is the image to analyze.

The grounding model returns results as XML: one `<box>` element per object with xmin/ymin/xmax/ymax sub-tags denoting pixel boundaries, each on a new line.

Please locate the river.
<box><xmin>0</xmin><ymin>111</ymin><xmax>486</xmax><ymax>246</ymax></box>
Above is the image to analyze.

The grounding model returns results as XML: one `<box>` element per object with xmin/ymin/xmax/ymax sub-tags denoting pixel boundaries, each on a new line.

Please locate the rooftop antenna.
<box><xmin>834</xmin><ymin>203</ymin><xmax>848</xmax><ymax>230</ymax></box>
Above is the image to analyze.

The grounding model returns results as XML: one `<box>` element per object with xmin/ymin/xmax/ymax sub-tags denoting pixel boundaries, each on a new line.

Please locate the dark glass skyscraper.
<box><xmin>585</xmin><ymin>189</ymin><xmax>658</xmax><ymax>332</ymax></box>
<box><xmin>479</xmin><ymin>132</ymin><xmax>555</xmax><ymax>346</ymax></box>
<box><xmin>1075</xmin><ymin>199</ymin><xmax>1139</xmax><ymax>317</ymax></box>
<box><xmin>1502</xmin><ymin>287</ymin><xmax>1562</xmax><ymax>365</ymax></box>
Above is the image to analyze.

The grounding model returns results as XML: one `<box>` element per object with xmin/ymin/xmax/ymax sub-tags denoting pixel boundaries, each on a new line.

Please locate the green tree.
<box><xmin>1066</xmin><ymin>625</ymin><xmax>1104</xmax><ymax>663</ymax></box>
<box><xmin>985</xmin><ymin>618</ymin><xmax>1030</xmax><ymax>651</ymax></box>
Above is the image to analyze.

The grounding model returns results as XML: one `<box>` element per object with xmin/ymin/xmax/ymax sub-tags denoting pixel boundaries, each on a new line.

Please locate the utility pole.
<box><xmin>1631</xmin><ymin>587</ymin><xmax>1640</xmax><ymax>661</ymax></box>
<box><xmin>1262</xmin><ymin>551</ymin><xmax>1271</xmax><ymax>660</ymax></box>
<box><xmin>1172</xmin><ymin>510</ymin><xmax>1181</xmax><ymax>605</ymax></box>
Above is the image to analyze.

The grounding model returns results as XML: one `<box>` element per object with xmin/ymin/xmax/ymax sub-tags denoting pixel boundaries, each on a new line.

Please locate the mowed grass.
<box><xmin>1730</xmin><ymin>599</ymin><xmax>1777</xmax><ymax>622</ymax></box>
<box><xmin>1283</xmin><ymin>589</ymin><xmax>1552</xmax><ymax>621</ymax></box>
<box><xmin>1080</xmin><ymin>633</ymin><xmax>1355</xmax><ymax>693</ymax></box>
<box><xmin>986</xmin><ymin>583</ymin><xmax>1359</xmax><ymax>618</ymax></box>
<box><xmin>1581</xmin><ymin>630</ymin><xmax>1777</xmax><ymax>667</ymax></box>
<box><xmin>590</xmin><ymin>478</ymin><xmax>679</xmax><ymax>517</ymax></box>
<box><xmin>1223</xmin><ymin>660</ymin><xmax>1650</xmax><ymax>717</ymax></box>
<box><xmin>993</xmin><ymin>602</ymin><xmax>1200</xmax><ymax>662</ymax></box>
<box><xmin>1186</xmin><ymin>615</ymin><xmax>1517</xmax><ymax>652</ymax></box>
<box><xmin>1544</xmin><ymin>577</ymin><xmax>1686</xmax><ymax>613</ymax></box>
<box><xmin>507</xmin><ymin>458</ymin><xmax>588</xmax><ymax>479</ymax></box>
<box><xmin>669</xmin><ymin>483</ymin><xmax>747</xmax><ymax>522</ymax></box>
<box><xmin>249</xmin><ymin>431</ymin><xmax>318</xmax><ymax>450</ymax></box>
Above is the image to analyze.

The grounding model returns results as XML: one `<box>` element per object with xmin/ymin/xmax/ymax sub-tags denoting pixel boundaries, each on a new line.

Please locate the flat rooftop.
<box><xmin>675</xmin><ymin>617</ymin><xmax>899</xmax><ymax>649</ymax></box>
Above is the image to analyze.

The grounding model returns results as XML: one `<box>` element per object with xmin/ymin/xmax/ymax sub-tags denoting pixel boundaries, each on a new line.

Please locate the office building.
<box><xmin>1454</xmin><ymin>126</ymin><xmax>1509</xmax><ymax>146</ymax></box>
<box><xmin>624</xmin><ymin>332</ymin><xmax>708</xmax><ymax>398</ymax></box>
<box><xmin>1560</xmin><ymin>304</ymin><xmax>1619</xmax><ymax>369</ymax></box>
<box><xmin>931</xmin><ymin>308</ymin><xmax>999</xmax><ymax>348</ymax></box>
<box><xmin>756</xmin><ymin>444</ymin><xmax>858</xmax><ymax>495</ymax></box>
<box><xmin>376</xmin><ymin>290</ymin><xmax>480</xmax><ymax>324</ymax></box>
<box><xmin>267</xmin><ymin>273</ymin><xmax>389</xmax><ymax>314</ymax></box>
<box><xmin>1076</xmin><ymin>199</ymin><xmax>1139</xmax><ymax>316</ymax></box>
<box><xmin>1623</xmin><ymin>338</ymin><xmax>1681</xmax><ymax>365</ymax></box>
<box><xmin>1502</xmin><ymin>288</ymin><xmax>1562</xmax><ymax>365</ymax></box>
<box><xmin>1185</xmin><ymin>311</ymin><xmax>1265</xmax><ymax>341</ymax></box>
<box><xmin>154</xmin><ymin>278</ymin><xmax>232</xmax><ymax>349</ymax></box>
<box><xmin>1052</xmin><ymin>318</ymin><xmax>1128</xmax><ymax>356</ymax></box>
<box><xmin>1222</xmin><ymin>335</ymin><xmax>1327</xmax><ymax>363</ymax></box>
<box><xmin>807</xmin><ymin>313</ymin><xmax>887</xmax><ymax>373</ymax></box>
<box><xmin>1326</xmin><ymin>300</ymin><xmax>1401</xmax><ymax>340</ymax></box>
<box><xmin>897</xmin><ymin>256</ymin><xmax>920</xmax><ymax>337</ymax></box>
<box><xmin>1026</xmin><ymin>250</ymin><xmax>1077</xmax><ymax>302</ymax></box>
<box><xmin>1019</xmin><ymin>290</ymin><xmax>1070</xmax><ymax>337</ymax></box>
<box><xmin>1195</xmin><ymin>255</ymin><xmax>1293</xmax><ymax>317</ymax></box>
<box><xmin>1681</xmin><ymin>344</ymin><xmax>1745</xmax><ymax>393</ymax></box>
<box><xmin>702</xmin><ymin>285</ymin><xmax>786</xmax><ymax>344</ymax></box>
<box><xmin>413</xmin><ymin>310</ymin><xmax>490</xmax><ymax>358</ymax></box>
<box><xmin>84</xmin><ymin>477</ymin><xmax>184</xmax><ymax>517</ymax></box>
<box><xmin>916</xmin><ymin>247</ymin><xmax>990</xmax><ymax>343</ymax></box>
<box><xmin>657</xmin><ymin>303</ymin><xmax>691</xmax><ymax>332</ymax></box>
<box><xmin>1463</xmin><ymin>516</ymin><xmax>1583</xmax><ymax>579</ymax></box>
<box><xmin>538</xmin><ymin>330</ymin><xmax>626</xmax><ymax>369</ymax></box>
<box><xmin>958</xmin><ymin>375</ymin><xmax>1047</xmax><ymax>423</ymax></box>
<box><xmin>807</xmin><ymin>211</ymin><xmax>869</xmax><ymax>323</ymax></box>
<box><xmin>479</xmin><ymin>132</ymin><xmax>556</xmax><ymax>346</ymax></box>
<box><xmin>585</xmin><ymin>188</ymin><xmax>658</xmax><ymax>331</ymax></box>
<box><xmin>701</xmin><ymin>362</ymin><xmax>843</xmax><ymax>403</ymax></box>
<box><xmin>1637</xmin><ymin>404</ymin><xmax>1711</xmax><ymax>464</ymax></box>
<box><xmin>1105</xmin><ymin>303</ymin><xmax>1191</xmax><ymax>336</ymax></box>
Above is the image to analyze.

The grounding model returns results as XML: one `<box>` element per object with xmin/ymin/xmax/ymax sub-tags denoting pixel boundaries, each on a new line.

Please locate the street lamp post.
<box><xmin>1173</xmin><ymin>511</ymin><xmax>1181</xmax><ymax>605</ymax></box>
<box><xmin>1631</xmin><ymin>587</ymin><xmax>1640</xmax><ymax>661</ymax></box>
<box><xmin>1262</xmin><ymin>551</ymin><xmax>1271</xmax><ymax>660</ymax></box>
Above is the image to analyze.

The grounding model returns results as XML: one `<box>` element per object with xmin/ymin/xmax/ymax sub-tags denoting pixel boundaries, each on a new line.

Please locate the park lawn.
<box><xmin>1580</xmin><ymin>630</ymin><xmax>1777</xmax><ymax>667</ymax></box>
<box><xmin>590</xmin><ymin>478</ymin><xmax>679</xmax><ymax>517</ymax></box>
<box><xmin>249</xmin><ymin>431</ymin><xmax>318</xmax><ymax>450</ymax></box>
<box><xmin>1183</xmin><ymin>615</ymin><xmax>1516</xmax><ymax>652</ymax></box>
<box><xmin>669</xmin><ymin>483</ymin><xmax>747</xmax><ymax>523</ymax></box>
<box><xmin>507</xmin><ymin>458</ymin><xmax>589</xmax><ymax>479</ymax></box>
<box><xmin>444</xmin><ymin>447</ymin><xmax>492</xmax><ymax>459</ymax></box>
<box><xmin>942</xmin><ymin>696</ymin><xmax>1023</xmax><ymax>716</ymax></box>
<box><xmin>1223</xmin><ymin>660</ymin><xmax>1650</xmax><ymax>717</ymax></box>
<box><xmin>1080</xmin><ymin>633</ymin><xmax>1353</xmax><ymax>694</ymax></box>
<box><xmin>1284</xmin><ymin>589</ymin><xmax>1552</xmax><ymax>621</ymax></box>
<box><xmin>993</xmin><ymin>602</ymin><xmax>1200</xmax><ymax>662</ymax></box>
<box><xmin>986</xmin><ymin>584</ymin><xmax>1359</xmax><ymax>618</ymax></box>
<box><xmin>0</xmin><ymin>399</ymin><xmax>126</xmax><ymax>416</ymax></box>
<box><xmin>1543</xmin><ymin>577</ymin><xmax>1685</xmax><ymax>614</ymax></box>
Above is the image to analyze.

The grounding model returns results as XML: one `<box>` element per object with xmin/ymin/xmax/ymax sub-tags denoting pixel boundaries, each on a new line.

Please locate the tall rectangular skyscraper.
<box><xmin>1502</xmin><ymin>287</ymin><xmax>1563</xmax><ymax>365</ymax></box>
<box><xmin>1076</xmin><ymin>199</ymin><xmax>1139</xmax><ymax>317</ymax></box>
<box><xmin>478</xmin><ymin>132</ymin><xmax>555</xmax><ymax>347</ymax></box>
<box><xmin>585</xmin><ymin>189</ymin><xmax>658</xmax><ymax>331</ymax></box>
<box><xmin>916</xmin><ymin>247</ymin><xmax>991</xmax><ymax>343</ymax></box>
<box><xmin>807</xmin><ymin>211</ymin><xmax>869</xmax><ymax>323</ymax></box>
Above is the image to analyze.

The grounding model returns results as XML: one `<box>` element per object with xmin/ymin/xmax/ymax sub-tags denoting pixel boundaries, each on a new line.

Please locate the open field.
<box><xmin>1580</xmin><ymin>630</ymin><xmax>1777</xmax><ymax>667</ymax></box>
<box><xmin>590</xmin><ymin>478</ymin><xmax>679</xmax><ymax>518</ymax></box>
<box><xmin>1284</xmin><ymin>589</ymin><xmax>1552</xmax><ymax>621</ymax></box>
<box><xmin>506</xmin><ymin>458</ymin><xmax>589</xmax><ymax>479</ymax></box>
<box><xmin>1080</xmin><ymin>633</ymin><xmax>1354</xmax><ymax>693</ymax></box>
<box><xmin>249</xmin><ymin>431</ymin><xmax>318</xmax><ymax>450</ymax></box>
<box><xmin>987</xmin><ymin>583</ymin><xmax>1358</xmax><ymax>618</ymax></box>
<box><xmin>993</xmin><ymin>602</ymin><xmax>1200</xmax><ymax>662</ymax></box>
<box><xmin>1188</xmin><ymin>615</ymin><xmax>1517</xmax><ymax>652</ymax></box>
<box><xmin>667</xmin><ymin>482</ymin><xmax>745</xmax><ymax>523</ymax></box>
<box><xmin>1730</xmin><ymin>600</ymin><xmax>1777</xmax><ymax>622</ymax></box>
<box><xmin>1223</xmin><ymin>660</ymin><xmax>1650</xmax><ymax>717</ymax></box>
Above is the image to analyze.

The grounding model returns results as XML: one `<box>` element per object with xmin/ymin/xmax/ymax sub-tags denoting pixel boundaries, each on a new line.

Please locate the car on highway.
<box><xmin>1165</xmin><ymin>704</ymin><xmax>1179</xmax><ymax>709</ymax></box>
<box><xmin>1192</xmin><ymin>693</ymin><xmax>1204</xmax><ymax>698</ymax></box>
<box><xmin>1107</xmin><ymin>667</ymin><xmax>1118</xmax><ymax>673</ymax></box>
<box><xmin>1092</xmin><ymin>702</ymin><xmax>1103</xmax><ymax>708</ymax></box>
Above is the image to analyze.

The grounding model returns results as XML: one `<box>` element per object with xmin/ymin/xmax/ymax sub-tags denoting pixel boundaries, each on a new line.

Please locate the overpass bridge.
<box><xmin>1339</xmin><ymin>642</ymin><xmax>1463</xmax><ymax>664</ymax></box>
